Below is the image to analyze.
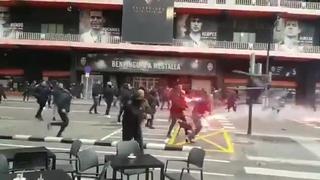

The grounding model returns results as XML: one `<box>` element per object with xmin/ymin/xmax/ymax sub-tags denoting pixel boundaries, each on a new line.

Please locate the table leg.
<box><xmin>145</xmin><ymin>168</ymin><xmax>149</xmax><ymax>180</ymax></box>
<box><xmin>52</xmin><ymin>157</ymin><xmax>56</xmax><ymax>170</ymax></box>
<box><xmin>160</xmin><ymin>167</ymin><xmax>164</xmax><ymax>180</ymax></box>
<box><xmin>112</xmin><ymin>168</ymin><xmax>117</xmax><ymax>180</ymax></box>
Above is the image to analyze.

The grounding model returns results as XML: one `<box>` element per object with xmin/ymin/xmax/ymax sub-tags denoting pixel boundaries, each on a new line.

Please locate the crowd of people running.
<box><xmin>0</xmin><ymin>79</ymin><xmax>216</xmax><ymax>150</ymax></box>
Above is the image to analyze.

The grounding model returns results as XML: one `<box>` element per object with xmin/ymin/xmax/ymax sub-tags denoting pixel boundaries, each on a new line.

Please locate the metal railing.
<box><xmin>173</xmin><ymin>39</ymin><xmax>273</xmax><ymax>50</ymax></box>
<box><xmin>2</xmin><ymin>31</ymin><xmax>320</xmax><ymax>54</ymax></box>
<box><xmin>175</xmin><ymin>0</ymin><xmax>208</xmax><ymax>3</ymax></box>
<box><xmin>280</xmin><ymin>0</ymin><xmax>320</xmax><ymax>9</ymax></box>
<box><xmin>175</xmin><ymin>0</ymin><xmax>320</xmax><ymax>10</ymax></box>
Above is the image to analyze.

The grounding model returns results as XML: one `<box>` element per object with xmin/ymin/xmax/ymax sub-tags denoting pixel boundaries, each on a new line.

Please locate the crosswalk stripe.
<box><xmin>246</xmin><ymin>155</ymin><xmax>320</xmax><ymax>167</ymax></box>
<box><xmin>244</xmin><ymin>167</ymin><xmax>320</xmax><ymax>179</ymax></box>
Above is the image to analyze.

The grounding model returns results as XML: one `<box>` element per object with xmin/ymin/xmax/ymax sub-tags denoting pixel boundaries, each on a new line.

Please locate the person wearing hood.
<box><xmin>122</xmin><ymin>89</ymin><xmax>150</xmax><ymax>152</ymax></box>
<box><xmin>117</xmin><ymin>83</ymin><xmax>132</xmax><ymax>123</ymax></box>
<box><xmin>47</xmin><ymin>83</ymin><xmax>72</xmax><ymax>137</ymax></box>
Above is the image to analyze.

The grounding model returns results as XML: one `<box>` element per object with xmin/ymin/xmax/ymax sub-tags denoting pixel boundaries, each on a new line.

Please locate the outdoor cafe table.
<box><xmin>0</xmin><ymin>146</ymin><xmax>56</xmax><ymax>169</ymax></box>
<box><xmin>0</xmin><ymin>169</ymin><xmax>71</xmax><ymax>180</ymax></box>
<box><xmin>110</xmin><ymin>154</ymin><xmax>164</xmax><ymax>180</ymax></box>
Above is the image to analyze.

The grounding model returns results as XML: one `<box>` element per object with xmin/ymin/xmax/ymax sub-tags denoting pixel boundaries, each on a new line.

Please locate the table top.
<box><xmin>111</xmin><ymin>154</ymin><xmax>164</xmax><ymax>170</ymax></box>
<box><xmin>0</xmin><ymin>170</ymin><xmax>71</xmax><ymax>180</ymax></box>
<box><xmin>0</xmin><ymin>147</ymin><xmax>55</xmax><ymax>160</ymax></box>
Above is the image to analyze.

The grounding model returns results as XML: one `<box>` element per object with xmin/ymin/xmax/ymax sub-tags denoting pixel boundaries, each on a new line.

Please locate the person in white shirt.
<box><xmin>279</xmin><ymin>20</ymin><xmax>303</xmax><ymax>53</ymax></box>
<box><xmin>0</xmin><ymin>6</ymin><xmax>10</xmax><ymax>38</ymax></box>
<box><xmin>80</xmin><ymin>10</ymin><xmax>110</xmax><ymax>43</ymax></box>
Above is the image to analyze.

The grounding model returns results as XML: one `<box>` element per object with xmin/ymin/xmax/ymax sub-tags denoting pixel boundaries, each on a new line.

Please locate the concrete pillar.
<box><xmin>296</xmin><ymin>62</ymin><xmax>318</xmax><ymax>108</ymax></box>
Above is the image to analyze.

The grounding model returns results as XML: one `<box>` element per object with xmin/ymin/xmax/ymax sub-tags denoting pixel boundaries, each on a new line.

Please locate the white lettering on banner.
<box><xmin>112</xmin><ymin>60</ymin><xmax>152</xmax><ymax>69</ymax></box>
<box><xmin>111</xmin><ymin>60</ymin><xmax>181</xmax><ymax>71</ymax></box>
<box><xmin>153</xmin><ymin>62</ymin><xmax>181</xmax><ymax>70</ymax></box>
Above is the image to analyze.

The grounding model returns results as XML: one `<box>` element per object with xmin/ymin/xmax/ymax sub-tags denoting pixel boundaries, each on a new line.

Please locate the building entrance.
<box><xmin>132</xmin><ymin>77</ymin><xmax>159</xmax><ymax>90</ymax></box>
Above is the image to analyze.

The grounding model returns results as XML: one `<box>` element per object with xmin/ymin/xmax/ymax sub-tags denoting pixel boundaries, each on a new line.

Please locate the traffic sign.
<box><xmin>84</xmin><ymin>66</ymin><xmax>92</xmax><ymax>73</ymax></box>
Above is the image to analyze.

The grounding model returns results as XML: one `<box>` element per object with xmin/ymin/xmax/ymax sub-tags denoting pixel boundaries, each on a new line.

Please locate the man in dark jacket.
<box><xmin>47</xmin><ymin>83</ymin><xmax>72</xmax><ymax>137</ymax></box>
<box><xmin>122</xmin><ymin>89</ymin><xmax>150</xmax><ymax>152</ymax></box>
<box><xmin>0</xmin><ymin>84</ymin><xmax>6</xmax><ymax>103</ymax></box>
<box><xmin>145</xmin><ymin>89</ymin><xmax>159</xmax><ymax>129</ymax></box>
<box><xmin>22</xmin><ymin>81</ymin><xmax>30</xmax><ymax>102</ymax></box>
<box><xmin>89</xmin><ymin>81</ymin><xmax>102</xmax><ymax>114</ymax></box>
<box><xmin>33</xmin><ymin>81</ymin><xmax>50</xmax><ymax>121</ymax></box>
<box><xmin>103</xmin><ymin>81</ymin><xmax>115</xmax><ymax>118</ymax></box>
<box><xmin>117</xmin><ymin>83</ymin><xmax>132</xmax><ymax>123</ymax></box>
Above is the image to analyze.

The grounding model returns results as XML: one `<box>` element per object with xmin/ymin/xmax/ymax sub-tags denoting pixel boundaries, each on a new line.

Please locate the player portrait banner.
<box><xmin>273</xmin><ymin>18</ymin><xmax>315</xmax><ymax>53</ymax></box>
<box><xmin>76</xmin><ymin>54</ymin><xmax>216</xmax><ymax>76</ymax></box>
<box><xmin>175</xmin><ymin>14</ymin><xmax>218</xmax><ymax>48</ymax></box>
<box><xmin>79</xmin><ymin>10</ymin><xmax>121</xmax><ymax>43</ymax></box>
<box><xmin>122</xmin><ymin>0</ymin><xmax>174</xmax><ymax>44</ymax></box>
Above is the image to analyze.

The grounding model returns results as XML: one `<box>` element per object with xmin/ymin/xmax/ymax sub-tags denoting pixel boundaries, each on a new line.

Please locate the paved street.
<box><xmin>0</xmin><ymin>98</ymin><xmax>320</xmax><ymax>179</ymax></box>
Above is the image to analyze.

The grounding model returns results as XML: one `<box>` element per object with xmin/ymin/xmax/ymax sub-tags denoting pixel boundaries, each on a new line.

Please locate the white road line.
<box><xmin>221</xmin><ymin>122</ymin><xmax>234</xmax><ymax>126</ymax></box>
<box><xmin>246</xmin><ymin>155</ymin><xmax>320</xmax><ymax>167</ymax></box>
<box><xmin>165</xmin><ymin>168</ymin><xmax>233</xmax><ymax>177</ymax></box>
<box><xmin>100</xmin><ymin>128</ymin><xmax>122</xmax><ymax>141</ymax></box>
<box><xmin>244</xmin><ymin>167</ymin><xmax>320</xmax><ymax>179</ymax></box>
<box><xmin>295</xmin><ymin>138</ymin><xmax>320</xmax><ymax>158</ymax></box>
<box><xmin>0</xmin><ymin>143</ymin><xmax>231</xmax><ymax>163</ymax></box>
<box><xmin>0</xmin><ymin>106</ymin><xmax>33</xmax><ymax>110</ymax></box>
<box><xmin>154</xmin><ymin>118</ymin><xmax>170</xmax><ymax>122</ymax></box>
<box><xmin>223</xmin><ymin>126</ymin><xmax>236</xmax><ymax>129</ymax></box>
<box><xmin>108</xmin><ymin>136</ymin><xmax>166</xmax><ymax>142</ymax></box>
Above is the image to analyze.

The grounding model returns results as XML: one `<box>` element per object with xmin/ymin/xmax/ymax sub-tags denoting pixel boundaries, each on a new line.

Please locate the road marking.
<box><xmin>221</xmin><ymin>122</ymin><xmax>233</xmax><ymax>126</ymax></box>
<box><xmin>0</xmin><ymin>142</ymin><xmax>231</xmax><ymax>163</ymax></box>
<box><xmin>244</xmin><ymin>167</ymin><xmax>320</xmax><ymax>179</ymax></box>
<box><xmin>154</xmin><ymin>118</ymin><xmax>169</xmax><ymax>122</ymax></box>
<box><xmin>0</xmin><ymin>106</ymin><xmax>33</xmax><ymax>110</ymax></box>
<box><xmin>165</xmin><ymin>168</ymin><xmax>233</xmax><ymax>177</ymax></box>
<box><xmin>100</xmin><ymin>128</ymin><xmax>122</xmax><ymax>141</ymax></box>
<box><xmin>223</xmin><ymin>126</ymin><xmax>236</xmax><ymax>129</ymax></box>
<box><xmin>108</xmin><ymin>136</ymin><xmax>166</xmax><ymax>142</ymax></box>
<box><xmin>247</xmin><ymin>155</ymin><xmax>320</xmax><ymax>167</ymax></box>
<box><xmin>295</xmin><ymin>138</ymin><xmax>320</xmax><ymax>158</ymax></box>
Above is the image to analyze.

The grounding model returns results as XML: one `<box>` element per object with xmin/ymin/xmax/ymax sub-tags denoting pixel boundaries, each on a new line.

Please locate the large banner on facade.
<box><xmin>122</xmin><ymin>0</ymin><xmax>174</xmax><ymax>44</ymax></box>
<box><xmin>76</xmin><ymin>54</ymin><xmax>216</xmax><ymax>76</ymax></box>
<box><xmin>273</xmin><ymin>18</ymin><xmax>315</xmax><ymax>53</ymax></box>
<box><xmin>0</xmin><ymin>6</ymin><xmax>10</xmax><ymax>38</ymax></box>
<box><xmin>175</xmin><ymin>14</ymin><xmax>218</xmax><ymax>48</ymax></box>
<box><xmin>79</xmin><ymin>10</ymin><xmax>121</xmax><ymax>43</ymax></box>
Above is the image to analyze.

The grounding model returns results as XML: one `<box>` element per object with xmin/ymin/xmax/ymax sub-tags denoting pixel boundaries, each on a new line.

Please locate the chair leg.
<box><xmin>150</xmin><ymin>171</ymin><xmax>154</xmax><ymax>180</ymax></box>
<box><xmin>137</xmin><ymin>174</ymin><xmax>139</xmax><ymax>180</ymax></box>
<box><xmin>127</xmin><ymin>174</ymin><xmax>129</xmax><ymax>180</ymax></box>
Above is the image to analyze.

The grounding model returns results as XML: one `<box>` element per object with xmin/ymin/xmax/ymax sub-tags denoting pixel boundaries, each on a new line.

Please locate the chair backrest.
<box><xmin>116</xmin><ymin>140</ymin><xmax>141</xmax><ymax>156</ymax></box>
<box><xmin>0</xmin><ymin>154</ymin><xmax>8</xmax><ymax>174</ymax></box>
<box><xmin>70</xmin><ymin>140</ymin><xmax>82</xmax><ymax>157</ymax></box>
<box><xmin>77</xmin><ymin>148</ymin><xmax>99</xmax><ymax>172</ymax></box>
<box><xmin>187</xmin><ymin>148</ymin><xmax>205</xmax><ymax>168</ymax></box>
<box><xmin>13</xmin><ymin>151</ymin><xmax>49</xmax><ymax>172</ymax></box>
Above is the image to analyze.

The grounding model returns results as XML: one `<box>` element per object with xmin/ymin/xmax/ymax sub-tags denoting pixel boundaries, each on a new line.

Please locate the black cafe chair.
<box><xmin>0</xmin><ymin>154</ymin><xmax>9</xmax><ymax>174</ymax></box>
<box><xmin>116</xmin><ymin>140</ymin><xmax>154</xmax><ymax>180</ymax></box>
<box><xmin>53</xmin><ymin>139</ymin><xmax>82</xmax><ymax>179</ymax></box>
<box><xmin>12</xmin><ymin>151</ymin><xmax>49</xmax><ymax>172</ymax></box>
<box><xmin>164</xmin><ymin>148</ymin><xmax>205</xmax><ymax>180</ymax></box>
<box><xmin>75</xmin><ymin>148</ymin><xmax>105</xmax><ymax>180</ymax></box>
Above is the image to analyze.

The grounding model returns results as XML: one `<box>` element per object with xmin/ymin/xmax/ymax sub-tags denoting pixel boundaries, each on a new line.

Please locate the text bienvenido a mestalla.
<box><xmin>112</xmin><ymin>60</ymin><xmax>181</xmax><ymax>70</ymax></box>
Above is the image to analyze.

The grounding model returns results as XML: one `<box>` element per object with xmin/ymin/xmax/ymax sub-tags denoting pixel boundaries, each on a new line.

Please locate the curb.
<box><xmin>0</xmin><ymin>135</ymin><xmax>200</xmax><ymax>152</ymax></box>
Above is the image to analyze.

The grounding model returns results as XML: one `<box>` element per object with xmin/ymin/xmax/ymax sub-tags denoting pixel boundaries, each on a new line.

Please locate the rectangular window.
<box><xmin>41</xmin><ymin>24</ymin><xmax>64</xmax><ymax>33</ymax></box>
<box><xmin>233</xmin><ymin>32</ymin><xmax>256</xmax><ymax>43</ymax></box>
